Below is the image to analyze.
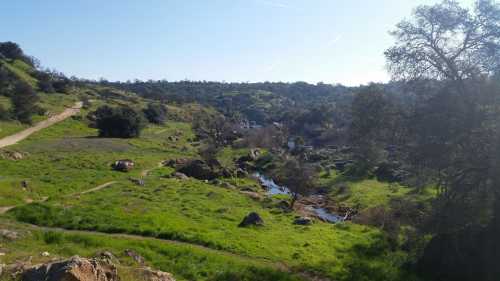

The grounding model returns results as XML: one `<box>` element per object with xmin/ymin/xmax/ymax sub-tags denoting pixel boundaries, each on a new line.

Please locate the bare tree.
<box><xmin>385</xmin><ymin>0</ymin><xmax>500</xmax><ymax>82</ymax></box>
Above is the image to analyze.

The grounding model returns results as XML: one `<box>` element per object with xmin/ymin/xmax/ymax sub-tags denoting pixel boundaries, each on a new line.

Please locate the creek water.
<box><xmin>254</xmin><ymin>173</ymin><xmax>343</xmax><ymax>223</ymax></box>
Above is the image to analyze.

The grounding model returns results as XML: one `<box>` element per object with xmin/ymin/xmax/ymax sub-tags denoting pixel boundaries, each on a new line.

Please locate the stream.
<box><xmin>254</xmin><ymin>173</ymin><xmax>344</xmax><ymax>223</ymax></box>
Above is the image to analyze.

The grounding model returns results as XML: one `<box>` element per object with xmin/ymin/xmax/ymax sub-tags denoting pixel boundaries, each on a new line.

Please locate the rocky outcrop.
<box><xmin>22</xmin><ymin>256</ymin><xmax>119</xmax><ymax>281</ymax></box>
<box><xmin>238</xmin><ymin>212</ymin><xmax>264</xmax><ymax>227</ymax></box>
<box><xmin>177</xmin><ymin>160</ymin><xmax>218</xmax><ymax>180</ymax></box>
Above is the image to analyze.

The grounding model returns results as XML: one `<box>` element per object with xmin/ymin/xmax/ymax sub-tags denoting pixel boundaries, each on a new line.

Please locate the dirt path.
<box><xmin>0</xmin><ymin>101</ymin><xmax>83</xmax><ymax>148</ymax></box>
<box><xmin>0</xmin><ymin>197</ymin><xmax>48</xmax><ymax>215</ymax></box>
<box><xmin>79</xmin><ymin>181</ymin><xmax>117</xmax><ymax>195</ymax></box>
<box><xmin>140</xmin><ymin>162</ymin><xmax>164</xmax><ymax>177</ymax></box>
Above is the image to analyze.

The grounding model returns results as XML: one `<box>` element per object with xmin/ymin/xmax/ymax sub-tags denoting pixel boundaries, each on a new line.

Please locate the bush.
<box><xmin>94</xmin><ymin>105</ymin><xmax>145</xmax><ymax>138</ymax></box>
<box><xmin>143</xmin><ymin>102</ymin><xmax>167</xmax><ymax>124</ymax></box>
<box><xmin>33</xmin><ymin>70</ymin><xmax>55</xmax><ymax>93</ymax></box>
<box><xmin>11</xmin><ymin>81</ymin><xmax>39</xmax><ymax>124</ymax></box>
<box><xmin>0</xmin><ymin>104</ymin><xmax>10</xmax><ymax>120</ymax></box>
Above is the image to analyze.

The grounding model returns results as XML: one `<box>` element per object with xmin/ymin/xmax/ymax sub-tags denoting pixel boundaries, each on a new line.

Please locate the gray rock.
<box><xmin>238</xmin><ymin>212</ymin><xmax>264</xmax><ymax>227</ymax></box>
<box><xmin>294</xmin><ymin>217</ymin><xmax>313</xmax><ymax>225</ymax></box>
<box><xmin>22</xmin><ymin>256</ymin><xmax>119</xmax><ymax>281</ymax></box>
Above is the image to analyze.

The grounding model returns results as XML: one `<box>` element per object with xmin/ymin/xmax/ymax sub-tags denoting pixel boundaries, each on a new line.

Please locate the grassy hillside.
<box><xmin>0</xmin><ymin>63</ymin><xmax>422</xmax><ymax>281</ymax></box>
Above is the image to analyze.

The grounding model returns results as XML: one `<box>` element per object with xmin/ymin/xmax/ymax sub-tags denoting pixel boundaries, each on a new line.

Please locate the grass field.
<box><xmin>0</xmin><ymin>219</ymin><xmax>300</xmax><ymax>281</ymax></box>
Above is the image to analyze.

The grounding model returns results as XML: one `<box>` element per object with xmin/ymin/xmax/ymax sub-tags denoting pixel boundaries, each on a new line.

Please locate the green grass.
<box><xmin>0</xmin><ymin>219</ymin><xmax>301</xmax><ymax>281</ymax></box>
<box><xmin>8</xmin><ymin>179</ymin><xmax>404</xmax><ymax>280</ymax></box>
<box><xmin>0</xmin><ymin>100</ymin><xmax>422</xmax><ymax>281</ymax></box>
<box><xmin>1</xmin><ymin>60</ymin><xmax>38</xmax><ymax>87</ymax></box>
<box><xmin>0</xmin><ymin>120</ymin><xmax>28</xmax><ymax>138</ymax></box>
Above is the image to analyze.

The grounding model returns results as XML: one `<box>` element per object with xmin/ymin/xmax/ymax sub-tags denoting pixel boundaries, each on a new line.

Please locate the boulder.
<box><xmin>294</xmin><ymin>217</ymin><xmax>313</xmax><ymax>225</ymax></box>
<box><xmin>22</xmin><ymin>256</ymin><xmax>119</xmax><ymax>281</ymax></box>
<box><xmin>238</xmin><ymin>212</ymin><xmax>264</xmax><ymax>227</ymax></box>
<box><xmin>112</xmin><ymin>160</ymin><xmax>135</xmax><ymax>172</ymax></box>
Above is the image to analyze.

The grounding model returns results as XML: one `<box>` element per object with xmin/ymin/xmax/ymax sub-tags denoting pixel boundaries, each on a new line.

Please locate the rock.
<box><xmin>124</xmin><ymin>249</ymin><xmax>145</xmax><ymax>265</ymax></box>
<box><xmin>137</xmin><ymin>267</ymin><xmax>176</xmax><ymax>281</ymax></box>
<box><xmin>11</xmin><ymin>152</ymin><xmax>24</xmax><ymax>160</ymax></box>
<box><xmin>240</xmin><ymin>191</ymin><xmax>262</xmax><ymax>201</ymax></box>
<box><xmin>1</xmin><ymin>150</ymin><xmax>24</xmax><ymax>161</ymax></box>
<box><xmin>294</xmin><ymin>217</ymin><xmax>313</xmax><ymax>225</ymax></box>
<box><xmin>112</xmin><ymin>159</ymin><xmax>135</xmax><ymax>172</ymax></box>
<box><xmin>41</xmin><ymin>252</ymin><xmax>50</xmax><ymax>257</ymax></box>
<box><xmin>0</xmin><ymin>229</ymin><xmax>20</xmax><ymax>240</ymax></box>
<box><xmin>22</xmin><ymin>256</ymin><xmax>119</xmax><ymax>281</ymax></box>
<box><xmin>177</xmin><ymin>160</ymin><xmax>218</xmax><ymax>180</ymax></box>
<box><xmin>238</xmin><ymin>212</ymin><xmax>264</xmax><ymax>227</ymax></box>
<box><xmin>172</xmin><ymin>172</ymin><xmax>189</xmax><ymax>180</ymax></box>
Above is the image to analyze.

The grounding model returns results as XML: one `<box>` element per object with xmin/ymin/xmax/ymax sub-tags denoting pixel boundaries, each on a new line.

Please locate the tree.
<box><xmin>94</xmin><ymin>105</ymin><xmax>145</xmax><ymax>138</ymax></box>
<box><xmin>385</xmin><ymin>1</ymin><xmax>500</xmax><ymax>280</ymax></box>
<box><xmin>143</xmin><ymin>102</ymin><xmax>167</xmax><ymax>124</ymax></box>
<box><xmin>348</xmin><ymin>85</ymin><xmax>401</xmax><ymax>176</ymax></box>
<box><xmin>385</xmin><ymin>0</ymin><xmax>500</xmax><ymax>82</ymax></box>
<box><xmin>274</xmin><ymin>158</ymin><xmax>316</xmax><ymax>208</ymax></box>
<box><xmin>0</xmin><ymin>42</ymin><xmax>24</xmax><ymax>61</ymax></box>
<box><xmin>11</xmin><ymin>81</ymin><xmax>39</xmax><ymax>124</ymax></box>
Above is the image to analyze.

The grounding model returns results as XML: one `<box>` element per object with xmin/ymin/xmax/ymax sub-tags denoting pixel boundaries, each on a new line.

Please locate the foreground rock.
<box><xmin>22</xmin><ymin>256</ymin><xmax>119</xmax><ymax>281</ymax></box>
<box><xmin>238</xmin><ymin>212</ymin><xmax>264</xmax><ymax>227</ymax></box>
<box><xmin>20</xmin><ymin>255</ymin><xmax>176</xmax><ymax>281</ymax></box>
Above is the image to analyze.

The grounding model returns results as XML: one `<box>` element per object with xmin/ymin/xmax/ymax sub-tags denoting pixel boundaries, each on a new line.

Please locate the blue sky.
<box><xmin>0</xmin><ymin>0</ymin><xmax>474</xmax><ymax>86</ymax></box>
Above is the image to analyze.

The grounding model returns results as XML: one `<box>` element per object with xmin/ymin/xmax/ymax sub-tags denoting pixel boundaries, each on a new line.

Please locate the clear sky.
<box><xmin>0</xmin><ymin>0</ymin><xmax>475</xmax><ymax>86</ymax></box>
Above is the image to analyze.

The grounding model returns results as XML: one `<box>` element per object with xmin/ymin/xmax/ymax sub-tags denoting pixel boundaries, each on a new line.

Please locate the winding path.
<box><xmin>0</xmin><ymin>101</ymin><xmax>83</xmax><ymax>148</ymax></box>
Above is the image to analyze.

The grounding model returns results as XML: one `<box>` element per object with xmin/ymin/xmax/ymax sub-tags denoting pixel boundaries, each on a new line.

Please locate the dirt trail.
<box><xmin>79</xmin><ymin>181</ymin><xmax>117</xmax><ymax>195</ymax></box>
<box><xmin>0</xmin><ymin>101</ymin><xmax>83</xmax><ymax>148</ymax></box>
<box><xmin>0</xmin><ymin>197</ymin><xmax>48</xmax><ymax>214</ymax></box>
